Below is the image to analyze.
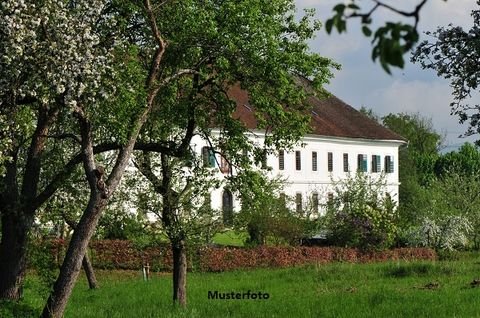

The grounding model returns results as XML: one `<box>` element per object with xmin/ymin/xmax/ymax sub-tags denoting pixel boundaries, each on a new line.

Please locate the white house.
<box><xmin>191</xmin><ymin>85</ymin><xmax>406</xmax><ymax>222</ymax></box>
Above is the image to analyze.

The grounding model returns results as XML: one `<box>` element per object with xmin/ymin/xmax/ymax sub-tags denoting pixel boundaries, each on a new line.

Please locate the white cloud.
<box><xmin>294</xmin><ymin>0</ymin><xmax>480</xmax><ymax>146</ymax></box>
<box><xmin>368</xmin><ymin>79</ymin><xmax>478</xmax><ymax>146</ymax></box>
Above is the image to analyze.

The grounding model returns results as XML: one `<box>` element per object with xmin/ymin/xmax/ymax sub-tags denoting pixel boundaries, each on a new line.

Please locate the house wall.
<box><xmin>191</xmin><ymin>129</ymin><xmax>404</xmax><ymax>217</ymax></box>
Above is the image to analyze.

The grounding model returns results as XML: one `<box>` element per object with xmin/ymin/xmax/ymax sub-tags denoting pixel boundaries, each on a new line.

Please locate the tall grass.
<box><xmin>7</xmin><ymin>257</ymin><xmax>480</xmax><ymax>317</ymax></box>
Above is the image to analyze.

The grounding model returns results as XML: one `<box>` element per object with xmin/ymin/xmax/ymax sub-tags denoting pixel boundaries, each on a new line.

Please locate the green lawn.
<box><xmin>10</xmin><ymin>256</ymin><xmax>480</xmax><ymax>317</ymax></box>
<box><xmin>211</xmin><ymin>230</ymin><xmax>247</xmax><ymax>246</ymax></box>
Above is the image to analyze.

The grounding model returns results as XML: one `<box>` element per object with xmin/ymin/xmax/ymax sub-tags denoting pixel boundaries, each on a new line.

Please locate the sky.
<box><xmin>295</xmin><ymin>0</ymin><xmax>480</xmax><ymax>151</ymax></box>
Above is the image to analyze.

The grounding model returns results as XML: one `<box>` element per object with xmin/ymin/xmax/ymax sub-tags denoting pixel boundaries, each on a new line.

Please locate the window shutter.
<box><xmin>279</xmin><ymin>150</ymin><xmax>285</xmax><ymax>170</ymax></box>
<box><xmin>295</xmin><ymin>151</ymin><xmax>301</xmax><ymax>171</ymax></box>
<box><xmin>328</xmin><ymin>152</ymin><xmax>333</xmax><ymax>172</ymax></box>
<box><xmin>358</xmin><ymin>154</ymin><xmax>367</xmax><ymax>172</ymax></box>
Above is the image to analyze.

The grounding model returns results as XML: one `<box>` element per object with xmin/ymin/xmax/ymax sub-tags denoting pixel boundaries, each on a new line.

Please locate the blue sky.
<box><xmin>295</xmin><ymin>0</ymin><xmax>480</xmax><ymax>151</ymax></box>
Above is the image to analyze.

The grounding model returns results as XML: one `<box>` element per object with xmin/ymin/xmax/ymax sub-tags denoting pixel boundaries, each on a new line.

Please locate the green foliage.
<box><xmin>412</xmin><ymin>3</ymin><xmax>480</xmax><ymax>136</ymax></box>
<box><xmin>435</xmin><ymin>143</ymin><xmax>480</xmax><ymax>176</ymax></box>
<box><xmin>232</xmin><ymin>170</ymin><xmax>308</xmax><ymax>246</ymax></box>
<box><xmin>371</xmin><ymin>22</ymin><xmax>418</xmax><ymax>73</ymax></box>
<box><xmin>323</xmin><ymin>173</ymin><xmax>398</xmax><ymax>250</ymax></box>
<box><xmin>98</xmin><ymin>210</ymin><xmax>148</xmax><ymax>240</ymax></box>
<box><xmin>359</xmin><ymin>106</ymin><xmax>380</xmax><ymax>123</ymax></box>
<box><xmin>381</xmin><ymin>113</ymin><xmax>443</xmax><ymax>228</ymax></box>
<box><xmin>382</xmin><ymin>113</ymin><xmax>442</xmax><ymax>156</ymax></box>
<box><xmin>399</xmin><ymin>145</ymin><xmax>480</xmax><ymax>250</ymax></box>
<box><xmin>27</xmin><ymin>239</ymin><xmax>58</xmax><ymax>297</ymax></box>
<box><xmin>326</xmin><ymin>1</ymin><xmax>423</xmax><ymax>73</ymax></box>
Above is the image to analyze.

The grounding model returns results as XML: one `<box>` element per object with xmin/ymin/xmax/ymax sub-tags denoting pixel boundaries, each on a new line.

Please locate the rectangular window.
<box><xmin>296</xmin><ymin>193</ymin><xmax>302</xmax><ymax>213</ymax></box>
<box><xmin>261</xmin><ymin>150</ymin><xmax>268</xmax><ymax>169</ymax></box>
<box><xmin>385</xmin><ymin>156</ymin><xmax>394</xmax><ymax>173</ymax></box>
<box><xmin>371</xmin><ymin>155</ymin><xmax>381</xmax><ymax>173</ymax></box>
<box><xmin>357</xmin><ymin>154</ymin><xmax>367</xmax><ymax>172</ymax></box>
<box><xmin>312</xmin><ymin>151</ymin><xmax>318</xmax><ymax>171</ymax></box>
<box><xmin>327</xmin><ymin>152</ymin><xmax>333</xmax><ymax>172</ymax></box>
<box><xmin>312</xmin><ymin>192</ymin><xmax>319</xmax><ymax>214</ymax></box>
<box><xmin>202</xmin><ymin>147</ymin><xmax>216</xmax><ymax>167</ymax></box>
<box><xmin>343</xmin><ymin>153</ymin><xmax>349</xmax><ymax>172</ymax></box>
<box><xmin>327</xmin><ymin>192</ymin><xmax>334</xmax><ymax>210</ymax></box>
<box><xmin>279</xmin><ymin>150</ymin><xmax>285</xmax><ymax>170</ymax></box>
<box><xmin>295</xmin><ymin>151</ymin><xmax>301</xmax><ymax>171</ymax></box>
<box><xmin>220</xmin><ymin>156</ymin><xmax>231</xmax><ymax>174</ymax></box>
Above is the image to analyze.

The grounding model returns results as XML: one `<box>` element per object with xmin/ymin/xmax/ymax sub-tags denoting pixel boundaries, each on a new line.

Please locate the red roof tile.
<box><xmin>228</xmin><ymin>84</ymin><xmax>406</xmax><ymax>142</ymax></box>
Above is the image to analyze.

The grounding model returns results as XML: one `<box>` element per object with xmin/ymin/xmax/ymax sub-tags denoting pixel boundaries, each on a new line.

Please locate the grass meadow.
<box><xmin>11</xmin><ymin>254</ymin><xmax>480</xmax><ymax>317</ymax></box>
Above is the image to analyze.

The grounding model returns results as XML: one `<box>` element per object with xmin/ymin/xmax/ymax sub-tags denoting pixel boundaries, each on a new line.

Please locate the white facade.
<box><xmin>191</xmin><ymin>129</ymin><xmax>405</xmax><ymax>219</ymax></box>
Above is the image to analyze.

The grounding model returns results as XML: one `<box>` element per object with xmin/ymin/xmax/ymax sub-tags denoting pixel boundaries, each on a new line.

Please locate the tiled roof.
<box><xmin>228</xmin><ymin>84</ymin><xmax>406</xmax><ymax>142</ymax></box>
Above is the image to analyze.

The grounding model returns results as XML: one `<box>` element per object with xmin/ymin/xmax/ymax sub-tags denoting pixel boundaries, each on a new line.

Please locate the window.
<box><xmin>312</xmin><ymin>192</ymin><xmax>319</xmax><ymax>214</ymax></box>
<box><xmin>202</xmin><ymin>147</ymin><xmax>216</xmax><ymax>167</ymax></box>
<box><xmin>343</xmin><ymin>153</ymin><xmax>349</xmax><ymax>172</ymax></box>
<box><xmin>279</xmin><ymin>150</ymin><xmax>285</xmax><ymax>170</ymax></box>
<box><xmin>222</xmin><ymin>190</ymin><xmax>233</xmax><ymax>226</ymax></box>
<box><xmin>295</xmin><ymin>193</ymin><xmax>302</xmax><ymax>213</ymax></box>
<box><xmin>295</xmin><ymin>151</ymin><xmax>301</xmax><ymax>171</ymax></box>
<box><xmin>220</xmin><ymin>156</ymin><xmax>231</xmax><ymax>174</ymax></box>
<box><xmin>371</xmin><ymin>155</ymin><xmax>381</xmax><ymax>173</ymax></box>
<box><xmin>312</xmin><ymin>151</ymin><xmax>318</xmax><ymax>171</ymax></box>
<box><xmin>327</xmin><ymin>152</ymin><xmax>333</xmax><ymax>172</ymax></box>
<box><xmin>327</xmin><ymin>192</ymin><xmax>334</xmax><ymax>210</ymax></box>
<box><xmin>357</xmin><ymin>154</ymin><xmax>367</xmax><ymax>172</ymax></box>
<box><xmin>385</xmin><ymin>156</ymin><xmax>394</xmax><ymax>173</ymax></box>
<box><xmin>261</xmin><ymin>150</ymin><xmax>268</xmax><ymax>169</ymax></box>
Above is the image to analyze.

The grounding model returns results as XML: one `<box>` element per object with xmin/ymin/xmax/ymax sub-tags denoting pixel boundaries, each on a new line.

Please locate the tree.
<box><xmin>381</xmin><ymin>113</ymin><xmax>442</xmax><ymax>227</ymax></box>
<box><xmin>1</xmin><ymin>0</ymin><xmax>335</xmax><ymax>313</ymax></box>
<box><xmin>40</xmin><ymin>179</ymin><xmax>99</xmax><ymax>290</ymax></box>
<box><xmin>326</xmin><ymin>0</ymin><xmax>432</xmax><ymax>73</ymax></box>
<box><xmin>435</xmin><ymin>142</ymin><xmax>480</xmax><ymax>176</ymax></box>
<box><xmin>403</xmin><ymin>166</ymin><xmax>477</xmax><ymax>251</ymax></box>
<box><xmin>359</xmin><ymin>106</ymin><xmax>381</xmax><ymax>123</ymax></box>
<box><xmin>431</xmin><ymin>144</ymin><xmax>480</xmax><ymax>249</ymax></box>
<box><xmin>124</xmin><ymin>0</ymin><xmax>337</xmax><ymax>306</ymax></box>
<box><xmin>41</xmin><ymin>0</ymin><xmax>195</xmax><ymax>314</ymax></box>
<box><xmin>133</xmin><ymin>153</ymin><xmax>220</xmax><ymax>307</ymax></box>
<box><xmin>412</xmin><ymin>2</ymin><xmax>480</xmax><ymax>137</ymax></box>
<box><xmin>0</xmin><ymin>0</ymin><xmax>119</xmax><ymax>301</ymax></box>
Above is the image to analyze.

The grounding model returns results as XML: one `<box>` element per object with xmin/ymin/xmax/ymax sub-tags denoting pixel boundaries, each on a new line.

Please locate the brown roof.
<box><xmin>228</xmin><ymin>85</ymin><xmax>406</xmax><ymax>142</ymax></box>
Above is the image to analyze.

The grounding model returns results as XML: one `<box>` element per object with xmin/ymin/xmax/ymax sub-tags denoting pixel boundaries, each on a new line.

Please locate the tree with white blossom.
<box><xmin>0</xmin><ymin>0</ymin><xmax>118</xmax><ymax>302</ymax></box>
<box><xmin>2</xmin><ymin>0</ymin><xmax>338</xmax><ymax>315</ymax></box>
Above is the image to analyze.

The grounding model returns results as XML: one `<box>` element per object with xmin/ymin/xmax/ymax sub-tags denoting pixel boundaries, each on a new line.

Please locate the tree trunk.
<box><xmin>0</xmin><ymin>210</ymin><xmax>32</xmax><ymax>300</ymax></box>
<box><xmin>82</xmin><ymin>252</ymin><xmax>98</xmax><ymax>290</ymax></box>
<box><xmin>62</xmin><ymin>214</ymin><xmax>98</xmax><ymax>290</ymax></box>
<box><xmin>172</xmin><ymin>239</ymin><xmax>187</xmax><ymax>307</ymax></box>
<box><xmin>41</xmin><ymin>197</ymin><xmax>106</xmax><ymax>318</ymax></box>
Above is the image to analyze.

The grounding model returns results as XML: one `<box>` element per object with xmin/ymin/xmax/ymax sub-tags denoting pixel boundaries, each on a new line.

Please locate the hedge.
<box><xmin>48</xmin><ymin>239</ymin><xmax>436</xmax><ymax>272</ymax></box>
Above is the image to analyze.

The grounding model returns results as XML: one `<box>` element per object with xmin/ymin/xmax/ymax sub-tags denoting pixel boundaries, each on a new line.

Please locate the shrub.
<box><xmin>324</xmin><ymin>172</ymin><xmax>398</xmax><ymax>250</ymax></box>
<box><xmin>402</xmin><ymin>216</ymin><xmax>472</xmax><ymax>251</ymax></box>
<box><xmin>47</xmin><ymin>240</ymin><xmax>436</xmax><ymax>272</ymax></box>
